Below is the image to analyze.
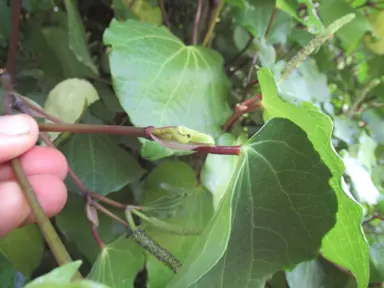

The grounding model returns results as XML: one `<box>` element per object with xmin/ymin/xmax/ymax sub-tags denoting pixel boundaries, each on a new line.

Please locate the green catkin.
<box><xmin>281</xmin><ymin>13</ymin><xmax>355</xmax><ymax>81</ymax></box>
<box><xmin>131</xmin><ymin>229</ymin><xmax>182</xmax><ymax>273</ymax></box>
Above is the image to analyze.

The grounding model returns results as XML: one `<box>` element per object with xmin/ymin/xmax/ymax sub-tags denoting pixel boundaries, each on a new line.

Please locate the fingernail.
<box><xmin>0</xmin><ymin>115</ymin><xmax>31</xmax><ymax>136</ymax></box>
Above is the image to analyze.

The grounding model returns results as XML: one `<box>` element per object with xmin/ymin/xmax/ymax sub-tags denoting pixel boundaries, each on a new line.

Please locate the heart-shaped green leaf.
<box><xmin>87</xmin><ymin>236</ymin><xmax>145</xmax><ymax>288</ymax></box>
<box><xmin>103</xmin><ymin>19</ymin><xmax>232</xmax><ymax>160</ymax></box>
<box><xmin>168</xmin><ymin>117</ymin><xmax>337</xmax><ymax>287</ymax></box>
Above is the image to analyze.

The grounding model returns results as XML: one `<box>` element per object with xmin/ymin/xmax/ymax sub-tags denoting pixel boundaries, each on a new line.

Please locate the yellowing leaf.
<box><xmin>44</xmin><ymin>78</ymin><xmax>99</xmax><ymax>142</ymax></box>
<box><xmin>365</xmin><ymin>11</ymin><xmax>384</xmax><ymax>55</ymax></box>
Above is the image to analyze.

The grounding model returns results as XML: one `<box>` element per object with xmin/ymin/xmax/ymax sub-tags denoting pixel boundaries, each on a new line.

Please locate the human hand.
<box><xmin>0</xmin><ymin>114</ymin><xmax>68</xmax><ymax>237</ymax></box>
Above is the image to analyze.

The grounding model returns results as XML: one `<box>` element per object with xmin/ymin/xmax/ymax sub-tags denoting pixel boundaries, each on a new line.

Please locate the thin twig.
<box><xmin>223</xmin><ymin>93</ymin><xmax>262</xmax><ymax>130</ymax></box>
<box><xmin>89</xmin><ymin>192</ymin><xmax>128</xmax><ymax>210</ymax></box>
<box><xmin>38</xmin><ymin>122</ymin><xmax>242</xmax><ymax>155</ymax></box>
<box><xmin>362</xmin><ymin>214</ymin><xmax>384</xmax><ymax>225</ymax></box>
<box><xmin>90</xmin><ymin>224</ymin><xmax>105</xmax><ymax>248</ymax></box>
<box><xmin>202</xmin><ymin>0</ymin><xmax>223</xmax><ymax>46</ymax></box>
<box><xmin>244</xmin><ymin>8</ymin><xmax>277</xmax><ymax>87</ymax></box>
<box><xmin>91</xmin><ymin>201</ymin><xmax>129</xmax><ymax>228</ymax></box>
<box><xmin>6</xmin><ymin>0</ymin><xmax>21</xmax><ymax>81</ymax></box>
<box><xmin>245</xmin><ymin>52</ymin><xmax>259</xmax><ymax>87</ymax></box>
<box><xmin>227</xmin><ymin>57</ymin><xmax>252</xmax><ymax>77</ymax></box>
<box><xmin>222</xmin><ymin>8</ymin><xmax>278</xmax><ymax>132</ymax></box>
<box><xmin>193</xmin><ymin>0</ymin><xmax>203</xmax><ymax>45</ymax></box>
<box><xmin>38</xmin><ymin>122</ymin><xmax>150</xmax><ymax>138</ymax></box>
<box><xmin>347</xmin><ymin>78</ymin><xmax>381</xmax><ymax>116</ymax></box>
<box><xmin>225</xmin><ymin>33</ymin><xmax>254</xmax><ymax>72</ymax></box>
<box><xmin>264</xmin><ymin>8</ymin><xmax>278</xmax><ymax>39</ymax></box>
<box><xmin>38</xmin><ymin>133</ymin><xmax>105</xmax><ymax>248</ymax></box>
<box><xmin>158</xmin><ymin>0</ymin><xmax>171</xmax><ymax>27</ymax></box>
<box><xmin>358</xmin><ymin>102</ymin><xmax>384</xmax><ymax>113</ymax></box>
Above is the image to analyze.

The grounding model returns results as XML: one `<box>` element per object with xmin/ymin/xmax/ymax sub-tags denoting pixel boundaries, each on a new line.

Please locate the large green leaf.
<box><xmin>103</xmin><ymin>19</ymin><xmax>231</xmax><ymax>160</ymax></box>
<box><xmin>44</xmin><ymin>78</ymin><xmax>100</xmax><ymax>143</ymax></box>
<box><xmin>0</xmin><ymin>250</ymin><xmax>17</xmax><ymax>288</ymax></box>
<box><xmin>231</xmin><ymin>0</ymin><xmax>277</xmax><ymax>38</ymax></box>
<box><xmin>27</xmin><ymin>261</ymin><xmax>83</xmax><ymax>285</ymax></box>
<box><xmin>277</xmin><ymin>0</ymin><xmax>323</xmax><ymax>32</ymax></box>
<box><xmin>141</xmin><ymin>161</ymin><xmax>214</xmax><ymax>287</ymax></box>
<box><xmin>318</xmin><ymin>0</ymin><xmax>372</xmax><ymax>51</ymax></box>
<box><xmin>0</xmin><ymin>0</ymin><xmax>10</xmax><ymax>43</ymax></box>
<box><xmin>24</xmin><ymin>261</ymin><xmax>112</xmax><ymax>288</ymax></box>
<box><xmin>56</xmin><ymin>193</ymin><xmax>128</xmax><ymax>263</ymax></box>
<box><xmin>259</xmin><ymin>67</ymin><xmax>369</xmax><ymax>288</ymax></box>
<box><xmin>58</xmin><ymin>133</ymin><xmax>145</xmax><ymax>196</ymax></box>
<box><xmin>23</xmin><ymin>11</ymin><xmax>97</xmax><ymax>82</ymax></box>
<box><xmin>64</xmin><ymin>0</ymin><xmax>99</xmax><ymax>75</ymax></box>
<box><xmin>191</xmin><ymin>117</ymin><xmax>336</xmax><ymax>288</ymax></box>
<box><xmin>87</xmin><ymin>236</ymin><xmax>145</xmax><ymax>288</ymax></box>
<box><xmin>0</xmin><ymin>225</ymin><xmax>44</xmax><ymax>277</ymax></box>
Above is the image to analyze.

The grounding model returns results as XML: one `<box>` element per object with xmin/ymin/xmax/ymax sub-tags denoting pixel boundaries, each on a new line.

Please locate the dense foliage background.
<box><xmin>1</xmin><ymin>0</ymin><xmax>384</xmax><ymax>287</ymax></box>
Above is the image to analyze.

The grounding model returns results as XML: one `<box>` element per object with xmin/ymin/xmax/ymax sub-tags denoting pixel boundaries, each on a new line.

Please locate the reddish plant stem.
<box><xmin>194</xmin><ymin>145</ymin><xmax>241</xmax><ymax>155</ymax></box>
<box><xmin>223</xmin><ymin>8</ymin><xmax>277</xmax><ymax>132</ymax></box>
<box><xmin>193</xmin><ymin>0</ymin><xmax>203</xmax><ymax>45</ymax></box>
<box><xmin>6</xmin><ymin>0</ymin><xmax>21</xmax><ymax>81</ymax></box>
<box><xmin>38</xmin><ymin>122</ymin><xmax>241</xmax><ymax>155</ymax></box>
<box><xmin>91</xmin><ymin>201</ymin><xmax>129</xmax><ymax>228</ymax></box>
<box><xmin>89</xmin><ymin>192</ymin><xmax>128</xmax><ymax>210</ymax></box>
<box><xmin>39</xmin><ymin>122</ymin><xmax>152</xmax><ymax>138</ymax></box>
<box><xmin>223</xmin><ymin>94</ymin><xmax>262</xmax><ymax>131</ymax></box>
<box><xmin>158</xmin><ymin>0</ymin><xmax>171</xmax><ymax>27</ymax></box>
<box><xmin>39</xmin><ymin>133</ymin><xmax>105</xmax><ymax>248</ymax></box>
<box><xmin>90</xmin><ymin>225</ymin><xmax>105</xmax><ymax>248</ymax></box>
<box><xmin>264</xmin><ymin>8</ymin><xmax>278</xmax><ymax>39</ymax></box>
<box><xmin>244</xmin><ymin>79</ymin><xmax>259</xmax><ymax>91</ymax></box>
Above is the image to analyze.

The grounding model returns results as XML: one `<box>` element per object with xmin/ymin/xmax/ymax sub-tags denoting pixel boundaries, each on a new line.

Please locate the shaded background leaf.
<box><xmin>0</xmin><ymin>225</ymin><xmax>44</xmax><ymax>277</ymax></box>
<box><xmin>141</xmin><ymin>161</ymin><xmax>214</xmax><ymax>287</ymax></box>
<box><xmin>58</xmin><ymin>133</ymin><xmax>145</xmax><ymax>196</ymax></box>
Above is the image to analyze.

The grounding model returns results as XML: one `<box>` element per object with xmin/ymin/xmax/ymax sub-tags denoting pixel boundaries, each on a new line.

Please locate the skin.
<box><xmin>0</xmin><ymin>114</ymin><xmax>68</xmax><ymax>237</ymax></box>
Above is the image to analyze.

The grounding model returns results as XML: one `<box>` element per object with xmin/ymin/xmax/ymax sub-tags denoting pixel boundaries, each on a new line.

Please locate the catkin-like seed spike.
<box><xmin>281</xmin><ymin>13</ymin><xmax>355</xmax><ymax>81</ymax></box>
<box><xmin>131</xmin><ymin>229</ymin><xmax>182</xmax><ymax>273</ymax></box>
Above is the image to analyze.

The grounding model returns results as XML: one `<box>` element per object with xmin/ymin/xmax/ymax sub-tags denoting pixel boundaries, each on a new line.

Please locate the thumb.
<box><xmin>0</xmin><ymin>114</ymin><xmax>39</xmax><ymax>163</ymax></box>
